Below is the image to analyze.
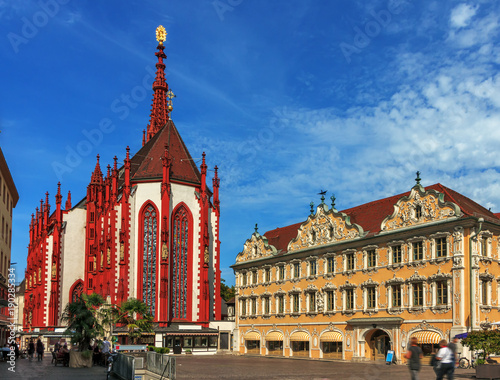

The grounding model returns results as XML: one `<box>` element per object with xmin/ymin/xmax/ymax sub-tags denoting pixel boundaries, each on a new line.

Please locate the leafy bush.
<box><xmin>148</xmin><ymin>345</ymin><xmax>155</xmax><ymax>351</ymax></box>
<box><xmin>461</xmin><ymin>330</ymin><xmax>500</xmax><ymax>361</ymax></box>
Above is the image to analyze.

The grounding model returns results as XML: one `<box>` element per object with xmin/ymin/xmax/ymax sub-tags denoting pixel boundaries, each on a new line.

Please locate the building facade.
<box><xmin>0</xmin><ymin>147</ymin><xmax>19</xmax><ymax>345</ymax></box>
<box><xmin>232</xmin><ymin>179</ymin><xmax>500</xmax><ymax>362</ymax></box>
<box><xmin>22</xmin><ymin>27</ymin><xmax>222</xmax><ymax>350</ymax></box>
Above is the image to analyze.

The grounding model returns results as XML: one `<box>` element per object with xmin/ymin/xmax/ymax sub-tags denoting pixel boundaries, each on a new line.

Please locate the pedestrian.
<box><xmin>447</xmin><ymin>337</ymin><xmax>459</xmax><ymax>368</ymax></box>
<box><xmin>36</xmin><ymin>336</ymin><xmax>44</xmax><ymax>361</ymax></box>
<box><xmin>436</xmin><ymin>339</ymin><xmax>454</xmax><ymax>380</ymax></box>
<box><xmin>102</xmin><ymin>337</ymin><xmax>111</xmax><ymax>363</ymax></box>
<box><xmin>28</xmin><ymin>338</ymin><xmax>35</xmax><ymax>361</ymax></box>
<box><xmin>54</xmin><ymin>339</ymin><xmax>61</xmax><ymax>353</ymax></box>
<box><xmin>405</xmin><ymin>337</ymin><xmax>423</xmax><ymax>380</ymax></box>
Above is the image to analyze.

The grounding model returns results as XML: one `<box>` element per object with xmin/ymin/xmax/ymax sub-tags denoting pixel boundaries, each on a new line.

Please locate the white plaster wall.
<box><xmin>43</xmin><ymin>234</ymin><xmax>54</xmax><ymax>325</ymax></box>
<box><xmin>60</xmin><ymin>208</ymin><xmax>86</xmax><ymax>321</ymax></box>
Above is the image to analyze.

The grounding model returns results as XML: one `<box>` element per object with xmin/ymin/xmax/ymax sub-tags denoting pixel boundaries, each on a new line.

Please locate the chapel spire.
<box><xmin>146</xmin><ymin>25</ymin><xmax>171</xmax><ymax>142</ymax></box>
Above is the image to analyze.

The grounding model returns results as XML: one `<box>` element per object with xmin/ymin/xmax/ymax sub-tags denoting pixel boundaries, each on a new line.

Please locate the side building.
<box><xmin>232</xmin><ymin>178</ymin><xmax>500</xmax><ymax>362</ymax></box>
<box><xmin>22</xmin><ymin>27</ymin><xmax>222</xmax><ymax>353</ymax></box>
<box><xmin>0</xmin><ymin>147</ymin><xmax>19</xmax><ymax>346</ymax></box>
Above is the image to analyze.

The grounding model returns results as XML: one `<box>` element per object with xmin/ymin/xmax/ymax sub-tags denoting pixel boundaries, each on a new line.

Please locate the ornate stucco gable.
<box><xmin>235</xmin><ymin>226</ymin><xmax>278</xmax><ymax>263</ymax></box>
<box><xmin>380</xmin><ymin>184</ymin><xmax>462</xmax><ymax>232</ymax></box>
<box><xmin>288</xmin><ymin>203</ymin><xmax>365</xmax><ymax>252</ymax></box>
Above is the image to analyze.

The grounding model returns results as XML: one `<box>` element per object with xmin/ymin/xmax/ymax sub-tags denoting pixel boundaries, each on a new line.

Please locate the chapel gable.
<box><xmin>236</xmin><ymin>226</ymin><xmax>278</xmax><ymax>263</ymax></box>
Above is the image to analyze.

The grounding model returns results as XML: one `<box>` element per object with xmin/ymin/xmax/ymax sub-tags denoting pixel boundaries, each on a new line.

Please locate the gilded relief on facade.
<box><xmin>236</xmin><ymin>231</ymin><xmax>278</xmax><ymax>263</ymax></box>
<box><xmin>381</xmin><ymin>185</ymin><xmax>462</xmax><ymax>231</ymax></box>
<box><xmin>288</xmin><ymin>205</ymin><xmax>364</xmax><ymax>252</ymax></box>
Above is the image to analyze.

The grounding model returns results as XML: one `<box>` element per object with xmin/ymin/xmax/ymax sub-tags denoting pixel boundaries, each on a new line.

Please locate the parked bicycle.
<box><xmin>458</xmin><ymin>352</ymin><xmax>478</xmax><ymax>369</ymax></box>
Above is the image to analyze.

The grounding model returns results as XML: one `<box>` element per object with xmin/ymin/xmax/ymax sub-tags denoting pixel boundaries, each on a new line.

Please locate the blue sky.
<box><xmin>2</xmin><ymin>0</ymin><xmax>500</xmax><ymax>286</ymax></box>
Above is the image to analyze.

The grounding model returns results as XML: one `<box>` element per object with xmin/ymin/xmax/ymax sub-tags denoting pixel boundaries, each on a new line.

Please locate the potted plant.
<box><xmin>185</xmin><ymin>349</ymin><xmax>192</xmax><ymax>355</ymax></box>
<box><xmin>461</xmin><ymin>330</ymin><xmax>500</xmax><ymax>378</ymax></box>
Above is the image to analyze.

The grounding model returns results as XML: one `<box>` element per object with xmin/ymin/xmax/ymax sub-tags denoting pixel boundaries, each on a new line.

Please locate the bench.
<box><xmin>52</xmin><ymin>351</ymin><xmax>66</xmax><ymax>366</ymax></box>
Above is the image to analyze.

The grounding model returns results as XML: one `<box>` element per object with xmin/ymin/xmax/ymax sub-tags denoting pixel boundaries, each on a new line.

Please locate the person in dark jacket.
<box><xmin>36</xmin><ymin>336</ymin><xmax>44</xmax><ymax>361</ymax></box>
<box><xmin>28</xmin><ymin>339</ymin><xmax>35</xmax><ymax>361</ymax></box>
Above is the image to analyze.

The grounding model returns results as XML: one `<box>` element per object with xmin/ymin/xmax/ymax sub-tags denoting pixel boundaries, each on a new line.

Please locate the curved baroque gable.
<box><xmin>235</xmin><ymin>232</ymin><xmax>277</xmax><ymax>263</ymax></box>
<box><xmin>288</xmin><ymin>205</ymin><xmax>364</xmax><ymax>252</ymax></box>
<box><xmin>381</xmin><ymin>185</ymin><xmax>462</xmax><ymax>232</ymax></box>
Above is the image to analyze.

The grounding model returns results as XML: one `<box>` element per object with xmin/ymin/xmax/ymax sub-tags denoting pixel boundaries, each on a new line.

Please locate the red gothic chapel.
<box><xmin>23</xmin><ymin>26</ymin><xmax>222</xmax><ymax>348</ymax></box>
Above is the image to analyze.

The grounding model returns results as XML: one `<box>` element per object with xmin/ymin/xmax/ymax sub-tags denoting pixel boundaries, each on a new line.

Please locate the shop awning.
<box><xmin>244</xmin><ymin>331</ymin><xmax>261</xmax><ymax>340</ymax></box>
<box><xmin>320</xmin><ymin>331</ymin><xmax>343</xmax><ymax>342</ymax></box>
<box><xmin>290</xmin><ymin>331</ymin><xmax>310</xmax><ymax>342</ymax></box>
<box><xmin>411</xmin><ymin>331</ymin><xmax>441</xmax><ymax>344</ymax></box>
<box><xmin>265</xmin><ymin>331</ymin><xmax>284</xmax><ymax>341</ymax></box>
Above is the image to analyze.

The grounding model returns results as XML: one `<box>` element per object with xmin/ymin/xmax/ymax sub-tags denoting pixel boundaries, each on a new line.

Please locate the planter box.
<box><xmin>476</xmin><ymin>364</ymin><xmax>500</xmax><ymax>380</ymax></box>
<box><xmin>69</xmin><ymin>351</ymin><xmax>93</xmax><ymax>368</ymax></box>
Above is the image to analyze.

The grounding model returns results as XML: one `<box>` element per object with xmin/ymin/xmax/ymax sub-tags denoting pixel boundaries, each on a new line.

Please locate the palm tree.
<box><xmin>114</xmin><ymin>298</ymin><xmax>153</xmax><ymax>344</ymax></box>
<box><xmin>62</xmin><ymin>293</ymin><xmax>105</xmax><ymax>351</ymax></box>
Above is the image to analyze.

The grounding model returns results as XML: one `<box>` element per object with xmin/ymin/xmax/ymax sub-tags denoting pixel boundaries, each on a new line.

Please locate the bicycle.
<box><xmin>458</xmin><ymin>352</ymin><xmax>477</xmax><ymax>369</ymax></box>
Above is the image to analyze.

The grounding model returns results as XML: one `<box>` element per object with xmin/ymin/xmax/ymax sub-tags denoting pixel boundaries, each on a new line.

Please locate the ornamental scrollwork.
<box><xmin>236</xmin><ymin>230</ymin><xmax>277</xmax><ymax>263</ymax></box>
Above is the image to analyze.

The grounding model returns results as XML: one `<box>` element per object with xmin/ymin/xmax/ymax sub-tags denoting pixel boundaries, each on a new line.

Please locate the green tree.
<box><xmin>114</xmin><ymin>298</ymin><xmax>153</xmax><ymax>344</ymax></box>
<box><xmin>62</xmin><ymin>292</ymin><xmax>105</xmax><ymax>351</ymax></box>
<box><xmin>220</xmin><ymin>278</ymin><xmax>235</xmax><ymax>302</ymax></box>
<box><xmin>461</xmin><ymin>330</ymin><xmax>500</xmax><ymax>361</ymax></box>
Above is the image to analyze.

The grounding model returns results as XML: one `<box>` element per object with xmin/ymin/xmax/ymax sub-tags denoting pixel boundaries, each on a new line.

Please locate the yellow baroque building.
<box><xmin>231</xmin><ymin>180</ymin><xmax>500</xmax><ymax>362</ymax></box>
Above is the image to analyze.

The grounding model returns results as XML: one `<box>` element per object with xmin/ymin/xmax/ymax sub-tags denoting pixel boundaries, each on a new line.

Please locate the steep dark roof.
<box><xmin>262</xmin><ymin>183</ymin><xmax>500</xmax><ymax>254</ymax></box>
<box><xmin>131</xmin><ymin>120</ymin><xmax>201</xmax><ymax>185</ymax></box>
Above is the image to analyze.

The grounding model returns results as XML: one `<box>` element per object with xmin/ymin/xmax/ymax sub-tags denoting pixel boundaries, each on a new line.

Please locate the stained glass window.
<box><xmin>172</xmin><ymin>206</ymin><xmax>189</xmax><ymax>319</ymax></box>
<box><xmin>143</xmin><ymin>204</ymin><xmax>158</xmax><ymax>316</ymax></box>
<box><xmin>71</xmin><ymin>282</ymin><xmax>83</xmax><ymax>303</ymax></box>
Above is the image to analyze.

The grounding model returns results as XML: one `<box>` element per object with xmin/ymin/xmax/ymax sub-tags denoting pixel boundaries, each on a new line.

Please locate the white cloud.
<box><xmin>450</xmin><ymin>3</ymin><xmax>478</xmax><ymax>29</ymax></box>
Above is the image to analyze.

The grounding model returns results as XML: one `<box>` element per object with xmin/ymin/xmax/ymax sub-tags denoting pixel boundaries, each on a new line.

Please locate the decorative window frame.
<box><xmin>276</xmin><ymin>262</ymin><xmax>286</xmax><ymax>283</ymax></box>
<box><xmin>339</xmin><ymin>281</ymin><xmax>357</xmax><ymax>315</ymax></box>
<box><xmin>428</xmin><ymin>272</ymin><xmax>452</xmax><ymax>313</ymax></box>
<box><xmin>407</xmin><ymin>236</ymin><xmax>427</xmax><ymax>264</ymax></box>
<box><xmin>240</xmin><ymin>270</ymin><xmax>249</xmax><ymax>288</ymax></box>
<box><xmin>260</xmin><ymin>291</ymin><xmax>272</xmax><ymax>317</ymax></box>
<box><xmin>323</xmin><ymin>252</ymin><xmax>336</xmax><ymax>278</ymax></box>
<box><xmin>429</xmin><ymin>232</ymin><xmax>451</xmax><ymax>261</ymax></box>
<box><xmin>386</xmin><ymin>278</ymin><xmax>404</xmax><ymax>314</ymax></box>
<box><xmin>321</xmin><ymin>282</ymin><xmax>337</xmax><ymax>314</ymax></box>
<box><xmin>290</xmin><ymin>259</ymin><xmax>302</xmax><ymax>282</ymax></box>
<box><xmin>262</xmin><ymin>265</ymin><xmax>272</xmax><ymax>284</ymax></box>
<box><xmin>362</xmin><ymin>245</ymin><xmax>378</xmax><ymax>273</ymax></box>
<box><xmin>478</xmin><ymin>231</ymin><xmax>494</xmax><ymax>261</ymax></box>
<box><xmin>249</xmin><ymin>294</ymin><xmax>258</xmax><ymax>317</ymax></box>
<box><xmin>406</xmin><ymin>273</ymin><xmax>427</xmax><ymax>311</ymax></box>
<box><xmin>387</xmin><ymin>240</ymin><xmax>405</xmax><ymax>267</ymax></box>
<box><xmin>480</xmin><ymin>273</ymin><xmax>494</xmax><ymax>311</ymax></box>
<box><xmin>304</xmin><ymin>284</ymin><xmax>319</xmax><ymax>315</ymax></box>
<box><xmin>343</xmin><ymin>249</ymin><xmax>356</xmax><ymax>273</ymax></box>
<box><xmin>249</xmin><ymin>267</ymin><xmax>259</xmax><ymax>286</ymax></box>
<box><xmin>239</xmin><ymin>296</ymin><xmax>248</xmax><ymax>319</ymax></box>
<box><xmin>360</xmin><ymin>278</ymin><xmax>379</xmax><ymax>315</ymax></box>
<box><xmin>288</xmin><ymin>287</ymin><xmax>302</xmax><ymax>316</ymax></box>
<box><xmin>306</xmin><ymin>256</ymin><xmax>318</xmax><ymax>279</ymax></box>
<box><xmin>273</xmin><ymin>288</ymin><xmax>286</xmax><ymax>316</ymax></box>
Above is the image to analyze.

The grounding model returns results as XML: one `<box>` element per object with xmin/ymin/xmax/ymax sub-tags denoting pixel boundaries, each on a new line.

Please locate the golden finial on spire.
<box><xmin>156</xmin><ymin>25</ymin><xmax>167</xmax><ymax>45</ymax></box>
<box><xmin>167</xmin><ymin>89</ymin><xmax>176</xmax><ymax>112</ymax></box>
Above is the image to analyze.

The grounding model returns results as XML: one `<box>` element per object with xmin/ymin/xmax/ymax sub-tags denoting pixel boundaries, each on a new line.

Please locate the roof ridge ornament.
<box><xmin>415</xmin><ymin>171</ymin><xmax>421</xmax><ymax>185</ymax></box>
<box><xmin>156</xmin><ymin>25</ymin><xmax>167</xmax><ymax>45</ymax></box>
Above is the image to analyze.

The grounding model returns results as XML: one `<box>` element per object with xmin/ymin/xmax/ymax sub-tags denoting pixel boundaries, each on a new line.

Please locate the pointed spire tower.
<box><xmin>146</xmin><ymin>25</ymin><xmax>174</xmax><ymax>142</ymax></box>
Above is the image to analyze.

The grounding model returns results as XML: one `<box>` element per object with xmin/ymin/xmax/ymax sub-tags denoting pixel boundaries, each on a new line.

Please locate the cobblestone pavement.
<box><xmin>176</xmin><ymin>355</ymin><xmax>478</xmax><ymax>380</ymax></box>
<box><xmin>0</xmin><ymin>355</ymin><xmax>116</xmax><ymax>380</ymax></box>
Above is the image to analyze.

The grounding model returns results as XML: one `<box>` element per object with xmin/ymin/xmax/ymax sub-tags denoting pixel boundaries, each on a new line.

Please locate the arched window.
<box><xmin>172</xmin><ymin>205</ymin><xmax>190</xmax><ymax>319</ymax></box>
<box><xmin>70</xmin><ymin>280</ymin><xmax>84</xmax><ymax>303</ymax></box>
<box><xmin>142</xmin><ymin>204</ymin><xmax>158</xmax><ymax>316</ymax></box>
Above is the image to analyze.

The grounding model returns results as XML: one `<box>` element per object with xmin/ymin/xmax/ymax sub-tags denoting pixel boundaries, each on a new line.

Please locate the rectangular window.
<box><xmin>292</xmin><ymin>294</ymin><xmax>300</xmax><ymax>313</ymax></box>
<box><xmin>264</xmin><ymin>297</ymin><xmax>270</xmax><ymax>314</ymax></box>
<box><xmin>346</xmin><ymin>253</ymin><xmax>354</xmax><ymax>271</ymax></box>
<box><xmin>345</xmin><ymin>289</ymin><xmax>354</xmax><ymax>310</ymax></box>
<box><xmin>367</xmin><ymin>287</ymin><xmax>376</xmax><ymax>309</ymax></box>
<box><xmin>436</xmin><ymin>280</ymin><xmax>447</xmax><ymax>305</ymax></box>
<box><xmin>413</xmin><ymin>283</ymin><xmax>423</xmax><ymax>306</ymax></box>
<box><xmin>436</xmin><ymin>237</ymin><xmax>447</xmax><ymax>258</ymax></box>
<box><xmin>241</xmin><ymin>300</ymin><xmax>246</xmax><ymax>316</ymax></box>
<box><xmin>327</xmin><ymin>257</ymin><xmax>335</xmax><ymax>274</ymax></box>
<box><xmin>413</xmin><ymin>242</ymin><xmax>423</xmax><ymax>261</ymax></box>
<box><xmin>242</xmin><ymin>273</ymin><xmax>247</xmax><ymax>286</ymax></box>
<box><xmin>278</xmin><ymin>295</ymin><xmax>284</xmax><ymax>314</ymax></box>
<box><xmin>326</xmin><ymin>291</ymin><xmax>335</xmax><ymax>311</ymax></box>
<box><xmin>293</xmin><ymin>262</ymin><xmax>300</xmax><ymax>278</ymax></box>
<box><xmin>251</xmin><ymin>298</ymin><xmax>257</xmax><ymax>315</ymax></box>
<box><xmin>90</xmin><ymin>212</ymin><xmax>95</xmax><ymax>222</ymax></box>
<box><xmin>252</xmin><ymin>270</ymin><xmax>258</xmax><ymax>284</ymax></box>
<box><xmin>481</xmin><ymin>281</ymin><xmax>488</xmax><ymax>305</ymax></box>
<box><xmin>309</xmin><ymin>292</ymin><xmax>316</xmax><ymax>312</ymax></box>
<box><xmin>310</xmin><ymin>260</ymin><xmax>317</xmax><ymax>276</ymax></box>
<box><xmin>481</xmin><ymin>237</ymin><xmax>488</xmax><ymax>256</ymax></box>
<box><xmin>279</xmin><ymin>266</ymin><xmax>285</xmax><ymax>281</ymax></box>
<box><xmin>392</xmin><ymin>245</ymin><xmax>402</xmax><ymax>264</ymax></box>
<box><xmin>367</xmin><ymin>250</ymin><xmax>376</xmax><ymax>268</ymax></box>
<box><xmin>265</xmin><ymin>268</ymin><xmax>271</xmax><ymax>282</ymax></box>
<box><xmin>392</xmin><ymin>284</ymin><xmax>401</xmax><ymax>307</ymax></box>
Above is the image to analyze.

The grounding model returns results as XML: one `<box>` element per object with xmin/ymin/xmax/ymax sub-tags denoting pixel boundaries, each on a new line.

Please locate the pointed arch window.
<box><xmin>172</xmin><ymin>206</ymin><xmax>189</xmax><ymax>319</ymax></box>
<box><xmin>71</xmin><ymin>280</ymin><xmax>84</xmax><ymax>303</ymax></box>
<box><xmin>142</xmin><ymin>204</ymin><xmax>158</xmax><ymax>316</ymax></box>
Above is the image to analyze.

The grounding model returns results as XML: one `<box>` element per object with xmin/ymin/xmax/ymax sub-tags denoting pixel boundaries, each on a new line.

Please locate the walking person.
<box><xmin>405</xmin><ymin>337</ymin><xmax>423</xmax><ymax>380</ymax></box>
<box><xmin>36</xmin><ymin>336</ymin><xmax>44</xmax><ymax>361</ymax></box>
<box><xmin>28</xmin><ymin>338</ymin><xmax>35</xmax><ymax>361</ymax></box>
<box><xmin>436</xmin><ymin>339</ymin><xmax>454</xmax><ymax>380</ymax></box>
<box><xmin>448</xmin><ymin>337</ymin><xmax>459</xmax><ymax>368</ymax></box>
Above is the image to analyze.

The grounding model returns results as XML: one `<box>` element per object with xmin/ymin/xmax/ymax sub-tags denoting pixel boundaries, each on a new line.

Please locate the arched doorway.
<box><xmin>366</xmin><ymin>329</ymin><xmax>391</xmax><ymax>361</ymax></box>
